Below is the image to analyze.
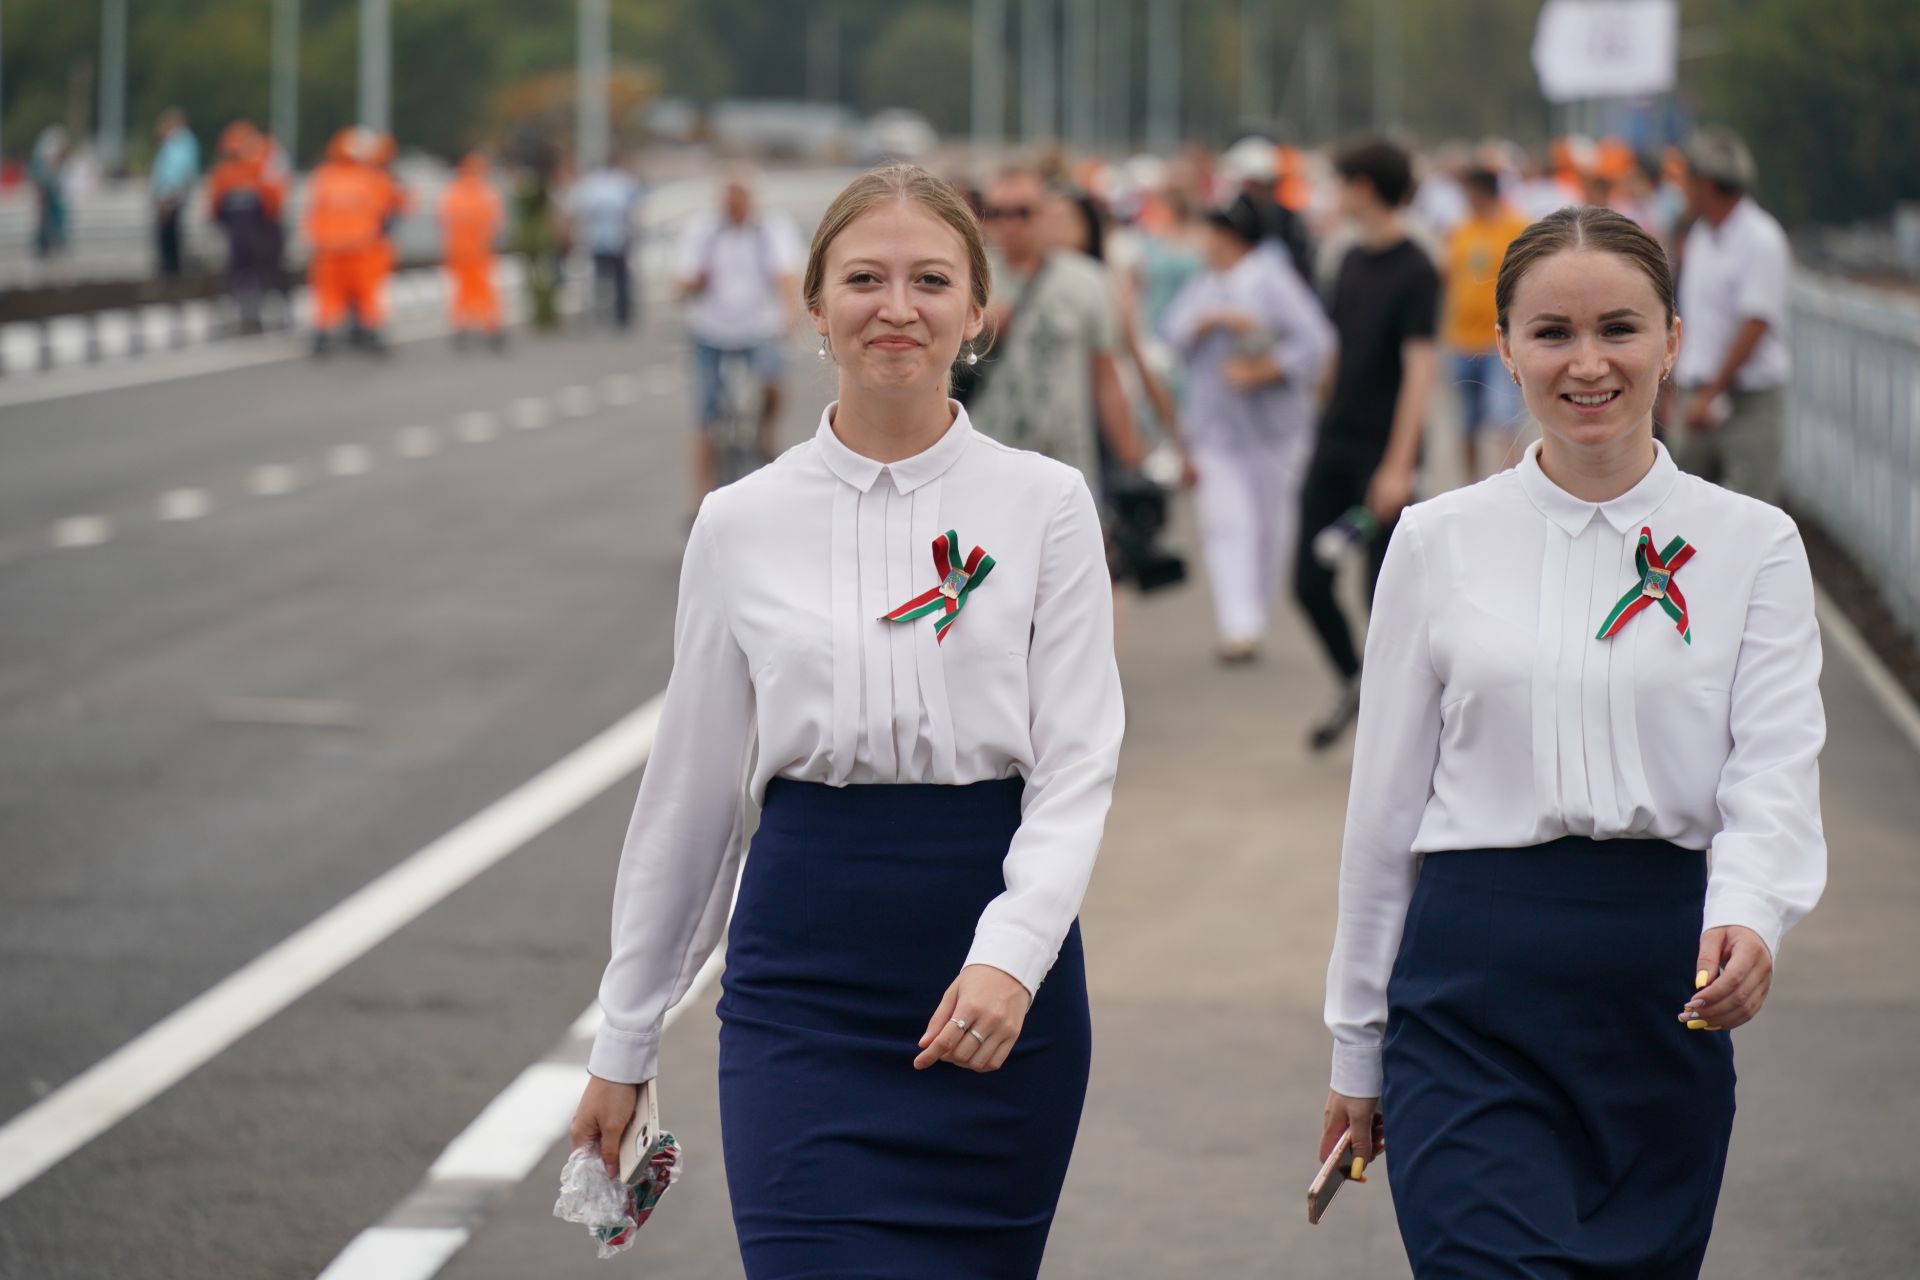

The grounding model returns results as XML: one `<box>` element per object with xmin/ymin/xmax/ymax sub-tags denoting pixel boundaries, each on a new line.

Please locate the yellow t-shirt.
<box><xmin>1443</xmin><ymin>208</ymin><xmax>1531</xmax><ymax>352</ymax></box>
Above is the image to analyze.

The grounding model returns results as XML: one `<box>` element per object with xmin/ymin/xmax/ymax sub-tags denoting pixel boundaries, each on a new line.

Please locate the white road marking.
<box><xmin>156</xmin><ymin>488</ymin><xmax>212</xmax><ymax>521</ymax></box>
<box><xmin>509</xmin><ymin>397</ymin><xmax>550</xmax><ymax>430</ymax></box>
<box><xmin>49</xmin><ymin>516</ymin><xmax>112</xmax><ymax>548</ymax></box>
<box><xmin>250</xmin><ymin>464</ymin><xmax>298</xmax><ymax>496</ymax></box>
<box><xmin>454</xmin><ymin>410</ymin><xmax>498</xmax><ymax>444</ymax></box>
<box><xmin>396</xmin><ymin>426</ymin><xmax>441</xmax><ymax>459</ymax></box>
<box><xmin>329</xmin><ymin>444</ymin><xmax>374</xmax><ymax>477</ymax></box>
<box><xmin>600</xmin><ymin>373</ymin><xmax>637</xmax><ymax>405</ymax></box>
<box><xmin>555</xmin><ymin>384</ymin><xmax>596</xmax><ymax>418</ymax></box>
<box><xmin>318</xmin><ymin>950</ymin><xmax>726</xmax><ymax>1280</ymax></box>
<box><xmin>427</xmin><ymin>1063</ymin><xmax>585</xmax><ymax>1183</ymax></box>
<box><xmin>1817</xmin><ymin>591</ymin><xmax>1920</xmax><ymax>757</ymax></box>
<box><xmin>314</xmin><ymin>1228</ymin><xmax>470</xmax><ymax>1280</ymax></box>
<box><xmin>0</xmin><ymin>695</ymin><xmax>664</xmax><ymax>1205</ymax></box>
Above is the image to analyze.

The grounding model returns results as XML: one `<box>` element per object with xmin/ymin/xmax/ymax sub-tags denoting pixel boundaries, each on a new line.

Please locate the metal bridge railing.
<box><xmin>1786</xmin><ymin>270</ymin><xmax>1920</xmax><ymax>638</ymax></box>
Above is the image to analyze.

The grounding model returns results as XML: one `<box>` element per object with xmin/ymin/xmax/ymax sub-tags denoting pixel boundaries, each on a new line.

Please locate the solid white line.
<box><xmin>0</xmin><ymin>695</ymin><xmax>664</xmax><ymax>1205</ymax></box>
<box><xmin>314</xmin><ymin>1227</ymin><xmax>471</xmax><ymax>1280</ymax></box>
<box><xmin>509</xmin><ymin>397</ymin><xmax>550</xmax><ymax>430</ymax></box>
<box><xmin>1817</xmin><ymin>589</ymin><xmax>1920</xmax><ymax>757</ymax></box>
<box><xmin>427</xmin><ymin>1063</ymin><xmax>586</xmax><ymax>1183</ymax></box>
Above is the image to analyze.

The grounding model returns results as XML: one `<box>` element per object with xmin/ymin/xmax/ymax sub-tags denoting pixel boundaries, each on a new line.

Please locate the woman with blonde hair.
<box><xmin>1320</xmin><ymin>206</ymin><xmax>1825</xmax><ymax>1277</ymax></box>
<box><xmin>570</xmin><ymin>165</ymin><xmax>1124</xmax><ymax>1277</ymax></box>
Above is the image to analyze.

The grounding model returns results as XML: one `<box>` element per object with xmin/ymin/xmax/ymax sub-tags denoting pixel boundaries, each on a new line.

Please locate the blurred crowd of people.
<box><xmin>930</xmin><ymin>124</ymin><xmax>1790</xmax><ymax>747</ymax></box>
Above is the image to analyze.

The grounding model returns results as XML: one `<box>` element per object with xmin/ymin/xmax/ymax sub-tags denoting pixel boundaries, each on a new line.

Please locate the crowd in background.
<box><xmin>17</xmin><ymin>111</ymin><xmax>1794</xmax><ymax>753</ymax></box>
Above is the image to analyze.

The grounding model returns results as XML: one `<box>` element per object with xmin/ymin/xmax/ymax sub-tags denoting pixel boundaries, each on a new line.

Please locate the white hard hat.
<box><xmin>1220</xmin><ymin>137</ymin><xmax>1277</xmax><ymax>183</ymax></box>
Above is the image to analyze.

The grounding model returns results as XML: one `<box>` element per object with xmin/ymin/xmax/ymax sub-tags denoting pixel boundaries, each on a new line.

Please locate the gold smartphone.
<box><xmin>1307</xmin><ymin>1128</ymin><xmax>1363</xmax><ymax>1225</ymax></box>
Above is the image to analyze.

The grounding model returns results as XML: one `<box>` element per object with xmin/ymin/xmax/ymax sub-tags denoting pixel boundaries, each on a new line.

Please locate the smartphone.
<box><xmin>1307</xmin><ymin>1128</ymin><xmax>1366</xmax><ymax>1225</ymax></box>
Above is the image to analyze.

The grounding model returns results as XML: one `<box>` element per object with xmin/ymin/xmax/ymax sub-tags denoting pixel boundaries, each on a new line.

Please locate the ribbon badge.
<box><xmin>1596</xmin><ymin>526</ymin><xmax>1695</xmax><ymax>645</ymax></box>
<box><xmin>881</xmin><ymin>530</ymin><xmax>995</xmax><ymax>644</ymax></box>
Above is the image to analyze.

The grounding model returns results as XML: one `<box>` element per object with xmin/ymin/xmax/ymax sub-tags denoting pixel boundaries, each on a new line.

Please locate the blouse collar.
<box><xmin>814</xmin><ymin>401</ymin><xmax>975</xmax><ymax>495</ymax></box>
<box><xmin>1517</xmin><ymin>438</ymin><xmax>1682</xmax><ymax>537</ymax></box>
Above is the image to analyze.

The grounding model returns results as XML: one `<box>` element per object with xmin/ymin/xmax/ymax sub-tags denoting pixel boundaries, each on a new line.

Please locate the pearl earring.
<box><xmin>817</xmin><ymin>337</ymin><xmax>831</xmax><ymax>363</ymax></box>
<box><xmin>964</xmin><ymin>342</ymin><xmax>980</xmax><ymax>367</ymax></box>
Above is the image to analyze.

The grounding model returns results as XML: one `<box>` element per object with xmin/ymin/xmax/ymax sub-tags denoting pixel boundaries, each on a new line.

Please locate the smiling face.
<box><xmin>1497</xmin><ymin>246</ymin><xmax>1680</xmax><ymax>457</ymax></box>
<box><xmin>810</xmin><ymin>197</ymin><xmax>986</xmax><ymax>398</ymax></box>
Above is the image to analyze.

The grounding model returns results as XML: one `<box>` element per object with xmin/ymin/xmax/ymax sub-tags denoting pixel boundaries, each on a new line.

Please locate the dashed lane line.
<box><xmin>0</xmin><ymin>695</ymin><xmax>664</xmax><ymax>1205</ymax></box>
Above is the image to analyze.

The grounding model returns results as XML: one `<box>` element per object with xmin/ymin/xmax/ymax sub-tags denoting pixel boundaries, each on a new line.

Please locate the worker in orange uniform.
<box><xmin>438</xmin><ymin>152</ymin><xmax>506</xmax><ymax>351</ymax></box>
<box><xmin>367</xmin><ymin>131</ymin><xmax>409</xmax><ymax>344</ymax></box>
<box><xmin>303</xmin><ymin>127</ymin><xmax>389</xmax><ymax>355</ymax></box>
<box><xmin>206</xmin><ymin>120</ymin><xmax>286</xmax><ymax>335</ymax></box>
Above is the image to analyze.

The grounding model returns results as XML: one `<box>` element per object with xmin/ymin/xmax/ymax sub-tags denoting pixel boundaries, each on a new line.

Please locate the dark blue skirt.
<box><xmin>717</xmin><ymin>777</ymin><xmax>1091</xmax><ymax>1280</ymax></box>
<box><xmin>1382</xmin><ymin>838</ymin><xmax>1737</xmax><ymax>1280</ymax></box>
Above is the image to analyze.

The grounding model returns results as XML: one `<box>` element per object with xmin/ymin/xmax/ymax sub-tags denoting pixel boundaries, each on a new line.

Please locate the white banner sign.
<box><xmin>1531</xmin><ymin>0</ymin><xmax>1679</xmax><ymax>103</ymax></box>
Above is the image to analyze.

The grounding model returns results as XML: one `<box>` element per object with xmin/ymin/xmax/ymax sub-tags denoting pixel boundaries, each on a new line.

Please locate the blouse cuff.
<box><xmin>964</xmin><ymin>924</ymin><xmax>1052</xmax><ymax>998</ymax></box>
<box><xmin>587</xmin><ymin>1023</ymin><xmax>661</xmax><ymax>1085</ymax></box>
<box><xmin>1330</xmin><ymin>1041</ymin><xmax>1384</xmax><ymax>1099</ymax></box>
<box><xmin>1701</xmin><ymin>882</ymin><xmax>1789</xmax><ymax>961</ymax></box>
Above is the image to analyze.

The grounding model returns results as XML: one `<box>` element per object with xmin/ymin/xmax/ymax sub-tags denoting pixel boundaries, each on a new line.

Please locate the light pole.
<box><xmin>358</xmin><ymin>0</ymin><xmax>390</xmax><ymax>134</ymax></box>
<box><xmin>1021</xmin><ymin>0</ymin><xmax>1055</xmax><ymax>143</ymax></box>
<box><xmin>98</xmin><ymin>0</ymin><xmax>127</xmax><ymax>171</ymax></box>
<box><xmin>971</xmin><ymin>0</ymin><xmax>1006</xmax><ymax>151</ymax></box>
<box><xmin>272</xmin><ymin>0</ymin><xmax>300</xmax><ymax>160</ymax></box>
<box><xmin>1240</xmin><ymin>0</ymin><xmax>1271</xmax><ymax>128</ymax></box>
<box><xmin>1146</xmin><ymin>0</ymin><xmax>1179</xmax><ymax>153</ymax></box>
<box><xmin>1065</xmin><ymin>0</ymin><xmax>1096</xmax><ymax>152</ymax></box>
<box><xmin>577</xmin><ymin>0</ymin><xmax>610</xmax><ymax>170</ymax></box>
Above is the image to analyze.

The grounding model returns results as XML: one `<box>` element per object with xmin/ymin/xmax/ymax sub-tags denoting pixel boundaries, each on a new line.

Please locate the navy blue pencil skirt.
<box><xmin>1382</xmin><ymin>838</ymin><xmax>1737</xmax><ymax>1280</ymax></box>
<box><xmin>716</xmin><ymin>777</ymin><xmax>1091</xmax><ymax>1280</ymax></box>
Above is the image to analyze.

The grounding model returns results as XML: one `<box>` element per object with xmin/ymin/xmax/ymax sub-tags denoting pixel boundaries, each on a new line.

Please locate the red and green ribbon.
<box><xmin>881</xmin><ymin>530</ymin><xmax>995</xmax><ymax>644</ymax></box>
<box><xmin>1596</xmin><ymin>526</ymin><xmax>1695</xmax><ymax>644</ymax></box>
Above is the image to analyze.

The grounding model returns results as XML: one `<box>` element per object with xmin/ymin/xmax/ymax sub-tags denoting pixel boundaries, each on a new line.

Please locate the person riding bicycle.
<box><xmin>676</xmin><ymin>167</ymin><xmax>804</xmax><ymax>508</ymax></box>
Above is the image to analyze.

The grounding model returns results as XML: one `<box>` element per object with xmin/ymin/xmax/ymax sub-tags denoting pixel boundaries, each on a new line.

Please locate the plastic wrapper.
<box><xmin>553</xmin><ymin>1134</ymin><xmax>683</xmax><ymax>1259</ymax></box>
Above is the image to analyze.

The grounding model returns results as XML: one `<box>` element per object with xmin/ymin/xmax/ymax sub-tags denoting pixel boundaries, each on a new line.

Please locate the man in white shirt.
<box><xmin>675</xmin><ymin>169</ymin><xmax>804</xmax><ymax>504</ymax></box>
<box><xmin>569</xmin><ymin>159</ymin><xmax>645</xmax><ymax>330</ymax></box>
<box><xmin>1671</xmin><ymin>127</ymin><xmax>1792</xmax><ymax>503</ymax></box>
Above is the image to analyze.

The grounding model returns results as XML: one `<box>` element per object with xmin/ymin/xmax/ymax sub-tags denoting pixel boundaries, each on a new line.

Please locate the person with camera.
<box><xmin>1161</xmin><ymin>195</ymin><xmax>1334</xmax><ymax>663</ymax></box>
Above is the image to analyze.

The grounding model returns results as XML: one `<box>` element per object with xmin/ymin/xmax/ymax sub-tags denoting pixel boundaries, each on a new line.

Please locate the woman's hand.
<box><xmin>1320</xmin><ymin>1090</ymin><xmax>1384</xmax><ymax>1170</ymax></box>
<box><xmin>914</xmin><ymin>964</ymin><xmax>1032</xmax><ymax>1073</ymax></box>
<box><xmin>1684</xmin><ymin>925</ymin><xmax>1773</xmax><ymax>1031</ymax></box>
<box><xmin>569</xmin><ymin>1074</ymin><xmax>640</xmax><ymax>1180</ymax></box>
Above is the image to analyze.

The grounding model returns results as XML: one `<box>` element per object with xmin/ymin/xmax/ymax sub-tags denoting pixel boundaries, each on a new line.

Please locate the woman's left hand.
<box><xmin>1684</xmin><ymin>925</ymin><xmax>1773</xmax><ymax>1030</ymax></box>
<box><xmin>915</xmin><ymin>964</ymin><xmax>1032</xmax><ymax>1073</ymax></box>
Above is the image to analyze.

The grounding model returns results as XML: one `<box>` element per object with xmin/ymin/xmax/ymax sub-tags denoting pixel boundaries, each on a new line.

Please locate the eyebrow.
<box><xmin>841</xmin><ymin>257</ymin><xmax>959</xmax><ymax>271</ymax></box>
<box><xmin>1525</xmin><ymin>308</ymin><xmax>1647</xmax><ymax>324</ymax></box>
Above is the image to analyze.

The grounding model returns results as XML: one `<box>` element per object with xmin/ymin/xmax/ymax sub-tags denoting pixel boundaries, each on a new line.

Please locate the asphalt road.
<box><xmin>4</xmin><ymin>218</ymin><xmax>1918</xmax><ymax>1278</ymax></box>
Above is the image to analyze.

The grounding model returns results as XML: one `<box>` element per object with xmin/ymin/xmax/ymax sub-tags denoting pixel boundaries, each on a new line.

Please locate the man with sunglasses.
<box><xmin>969</xmin><ymin>165</ymin><xmax>1146</xmax><ymax>498</ymax></box>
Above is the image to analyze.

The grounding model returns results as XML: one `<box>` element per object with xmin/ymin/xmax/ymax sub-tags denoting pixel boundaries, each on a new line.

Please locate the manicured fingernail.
<box><xmin>1687</xmin><ymin>1019</ymin><xmax>1708</xmax><ymax>1030</ymax></box>
<box><xmin>1696</xmin><ymin>969</ymin><xmax>1712</xmax><ymax>990</ymax></box>
<box><xmin>1350</xmin><ymin>1156</ymin><xmax>1366</xmax><ymax>1178</ymax></box>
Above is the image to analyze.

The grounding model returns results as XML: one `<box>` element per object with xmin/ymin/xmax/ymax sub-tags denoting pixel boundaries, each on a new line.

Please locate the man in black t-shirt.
<box><xmin>1294</xmin><ymin>138</ymin><xmax>1440</xmax><ymax>750</ymax></box>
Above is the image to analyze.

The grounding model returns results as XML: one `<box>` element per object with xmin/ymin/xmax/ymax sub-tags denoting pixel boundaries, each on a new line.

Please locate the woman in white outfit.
<box><xmin>1161</xmin><ymin>195</ymin><xmax>1335</xmax><ymax>661</ymax></box>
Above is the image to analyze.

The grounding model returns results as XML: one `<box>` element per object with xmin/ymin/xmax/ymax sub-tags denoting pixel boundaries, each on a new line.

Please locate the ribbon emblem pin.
<box><xmin>1596</xmin><ymin>526</ymin><xmax>1694</xmax><ymax>645</ymax></box>
<box><xmin>882</xmin><ymin>530</ymin><xmax>995</xmax><ymax>644</ymax></box>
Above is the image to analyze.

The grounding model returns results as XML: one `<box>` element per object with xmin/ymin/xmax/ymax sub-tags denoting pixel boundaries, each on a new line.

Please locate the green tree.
<box><xmin>859</xmin><ymin>4</ymin><xmax>972</xmax><ymax>132</ymax></box>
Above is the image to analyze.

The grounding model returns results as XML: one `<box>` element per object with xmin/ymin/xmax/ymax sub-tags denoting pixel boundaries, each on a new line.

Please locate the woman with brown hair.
<box><xmin>1319</xmin><ymin>206</ymin><xmax>1826</xmax><ymax>1277</ymax></box>
<box><xmin>569</xmin><ymin>165</ymin><xmax>1123</xmax><ymax>1277</ymax></box>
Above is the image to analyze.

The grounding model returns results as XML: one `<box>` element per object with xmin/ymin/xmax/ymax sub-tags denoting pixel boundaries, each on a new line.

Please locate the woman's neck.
<box><xmin>830</xmin><ymin>386</ymin><xmax>957</xmax><ymax>464</ymax></box>
<box><xmin>1537</xmin><ymin>426</ymin><xmax>1659</xmax><ymax>504</ymax></box>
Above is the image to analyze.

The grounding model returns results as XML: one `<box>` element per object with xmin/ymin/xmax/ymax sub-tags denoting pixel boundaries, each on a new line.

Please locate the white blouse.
<box><xmin>591</xmin><ymin>403</ymin><xmax>1125</xmax><ymax>1084</ymax></box>
<box><xmin>1326</xmin><ymin>440</ymin><xmax>1827</xmax><ymax>1098</ymax></box>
